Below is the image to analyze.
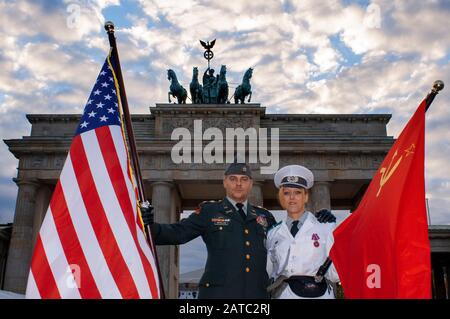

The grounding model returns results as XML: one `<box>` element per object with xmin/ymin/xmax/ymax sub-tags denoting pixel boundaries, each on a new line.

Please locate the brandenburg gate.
<box><xmin>3</xmin><ymin>103</ymin><xmax>393</xmax><ymax>297</ymax></box>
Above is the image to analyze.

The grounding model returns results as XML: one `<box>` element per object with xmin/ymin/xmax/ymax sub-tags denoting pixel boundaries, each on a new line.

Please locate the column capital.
<box><xmin>12</xmin><ymin>178</ymin><xmax>40</xmax><ymax>188</ymax></box>
<box><xmin>151</xmin><ymin>181</ymin><xmax>174</xmax><ymax>188</ymax></box>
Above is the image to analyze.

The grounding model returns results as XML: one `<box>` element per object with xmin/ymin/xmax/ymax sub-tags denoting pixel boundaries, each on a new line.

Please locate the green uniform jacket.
<box><xmin>150</xmin><ymin>198</ymin><xmax>276</xmax><ymax>299</ymax></box>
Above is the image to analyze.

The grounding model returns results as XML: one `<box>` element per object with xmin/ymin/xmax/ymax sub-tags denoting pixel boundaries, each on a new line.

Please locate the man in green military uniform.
<box><xmin>142</xmin><ymin>162</ymin><xmax>335</xmax><ymax>299</ymax></box>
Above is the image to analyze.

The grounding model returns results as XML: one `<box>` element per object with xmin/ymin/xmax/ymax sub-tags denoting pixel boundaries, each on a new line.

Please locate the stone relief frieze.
<box><xmin>161</xmin><ymin>117</ymin><xmax>255</xmax><ymax>134</ymax></box>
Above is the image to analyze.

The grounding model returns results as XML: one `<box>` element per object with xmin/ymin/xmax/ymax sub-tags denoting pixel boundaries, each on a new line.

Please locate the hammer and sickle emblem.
<box><xmin>376</xmin><ymin>149</ymin><xmax>403</xmax><ymax>197</ymax></box>
<box><xmin>404</xmin><ymin>144</ymin><xmax>415</xmax><ymax>157</ymax></box>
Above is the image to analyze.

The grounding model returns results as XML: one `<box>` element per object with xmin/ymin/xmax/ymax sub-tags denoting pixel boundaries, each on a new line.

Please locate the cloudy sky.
<box><xmin>1</xmin><ymin>0</ymin><xmax>449</xmax><ymax>273</ymax></box>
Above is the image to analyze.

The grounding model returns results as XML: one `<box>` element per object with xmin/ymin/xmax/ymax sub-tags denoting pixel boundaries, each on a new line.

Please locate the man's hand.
<box><xmin>140</xmin><ymin>201</ymin><xmax>154</xmax><ymax>226</ymax></box>
<box><xmin>315</xmin><ymin>209</ymin><xmax>336</xmax><ymax>223</ymax></box>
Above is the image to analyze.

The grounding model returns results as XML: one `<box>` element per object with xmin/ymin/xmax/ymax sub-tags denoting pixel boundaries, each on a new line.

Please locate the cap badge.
<box><xmin>287</xmin><ymin>176</ymin><xmax>299</xmax><ymax>183</ymax></box>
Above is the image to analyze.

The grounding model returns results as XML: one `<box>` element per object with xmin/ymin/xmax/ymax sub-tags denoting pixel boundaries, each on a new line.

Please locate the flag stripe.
<box><xmin>70</xmin><ymin>135</ymin><xmax>140</xmax><ymax>298</ymax></box>
<box><xmin>81</xmin><ymin>128</ymin><xmax>151</xmax><ymax>298</ymax></box>
<box><xmin>136</xmin><ymin>227</ymin><xmax>160</xmax><ymax>294</ymax></box>
<box><xmin>25</xmin><ymin>270</ymin><xmax>40</xmax><ymax>299</ymax></box>
<box><xmin>30</xmin><ymin>236</ymin><xmax>61</xmax><ymax>299</ymax></box>
<box><xmin>39</xmin><ymin>207</ymin><xmax>82</xmax><ymax>299</ymax></box>
<box><xmin>113</xmin><ymin>126</ymin><xmax>146</xmax><ymax>229</ymax></box>
<box><xmin>60</xmin><ymin>156</ymin><xmax>122</xmax><ymax>298</ymax></box>
<box><xmin>110</xmin><ymin>127</ymin><xmax>161</xmax><ymax>297</ymax></box>
<box><xmin>50</xmin><ymin>182</ymin><xmax>101</xmax><ymax>298</ymax></box>
<box><xmin>95</xmin><ymin>126</ymin><xmax>159</xmax><ymax>297</ymax></box>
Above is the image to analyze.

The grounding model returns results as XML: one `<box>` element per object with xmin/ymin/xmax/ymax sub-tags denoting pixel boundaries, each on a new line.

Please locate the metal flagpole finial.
<box><xmin>426</xmin><ymin>80</ymin><xmax>444</xmax><ymax>111</ymax></box>
<box><xmin>432</xmin><ymin>80</ymin><xmax>444</xmax><ymax>93</ymax></box>
<box><xmin>104</xmin><ymin>21</ymin><xmax>115</xmax><ymax>33</ymax></box>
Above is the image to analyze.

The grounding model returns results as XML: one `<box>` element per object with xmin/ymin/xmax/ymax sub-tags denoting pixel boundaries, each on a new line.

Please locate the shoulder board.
<box><xmin>198</xmin><ymin>200</ymin><xmax>218</xmax><ymax>206</ymax></box>
<box><xmin>253</xmin><ymin>205</ymin><xmax>274</xmax><ymax>219</ymax></box>
<box><xmin>254</xmin><ymin>205</ymin><xmax>270</xmax><ymax>213</ymax></box>
<box><xmin>193</xmin><ymin>200</ymin><xmax>219</xmax><ymax>214</ymax></box>
<box><xmin>267</xmin><ymin>221</ymin><xmax>282</xmax><ymax>232</ymax></box>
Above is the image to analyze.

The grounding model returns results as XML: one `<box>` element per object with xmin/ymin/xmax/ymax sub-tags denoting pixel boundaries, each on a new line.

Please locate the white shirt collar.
<box><xmin>226</xmin><ymin>197</ymin><xmax>248</xmax><ymax>214</ymax></box>
<box><xmin>286</xmin><ymin>211</ymin><xmax>309</xmax><ymax>230</ymax></box>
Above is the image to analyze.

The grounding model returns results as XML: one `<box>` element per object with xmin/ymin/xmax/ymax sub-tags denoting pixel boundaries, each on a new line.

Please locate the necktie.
<box><xmin>290</xmin><ymin>220</ymin><xmax>299</xmax><ymax>237</ymax></box>
<box><xmin>236</xmin><ymin>203</ymin><xmax>246</xmax><ymax>221</ymax></box>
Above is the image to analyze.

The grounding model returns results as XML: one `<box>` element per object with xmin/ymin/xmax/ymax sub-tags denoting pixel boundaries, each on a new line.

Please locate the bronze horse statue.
<box><xmin>217</xmin><ymin>65</ymin><xmax>229</xmax><ymax>104</ymax></box>
<box><xmin>167</xmin><ymin>69</ymin><xmax>187</xmax><ymax>104</ymax></box>
<box><xmin>234</xmin><ymin>68</ymin><xmax>253</xmax><ymax>104</ymax></box>
<box><xmin>189</xmin><ymin>67</ymin><xmax>203</xmax><ymax>104</ymax></box>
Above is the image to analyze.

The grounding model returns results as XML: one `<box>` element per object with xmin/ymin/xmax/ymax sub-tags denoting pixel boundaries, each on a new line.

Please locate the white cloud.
<box><xmin>0</xmin><ymin>1</ymin><xmax>110</xmax><ymax>44</ymax></box>
<box><xmin>313</xmin><ymin>44</ymin><xmax>341</xmax><ymax>73</ymax></box>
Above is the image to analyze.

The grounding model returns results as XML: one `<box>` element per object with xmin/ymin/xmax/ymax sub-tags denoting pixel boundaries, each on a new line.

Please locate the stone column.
<box><xmin>309</xmin><ymin>181</ymin><xmax>331</xmax><ymax>213</ymax></box>
<box><xmin>31</xmin><ymin>185</ymin><xmax>53</xmax><ymax>253</ymax></box>
<box><xmin>249</xmin><ymin>182</ymin><xmax>264</xmax><ymax>207</ymax></box>
<box><xmin>151</xmin><ymin>181</ymin><xmax>178</xmax><ymax>298</ymax></box>
<box><xmin>4</xmin><ymin>179</ymin><xmax>39</xmax><ymax>293</ymax></box>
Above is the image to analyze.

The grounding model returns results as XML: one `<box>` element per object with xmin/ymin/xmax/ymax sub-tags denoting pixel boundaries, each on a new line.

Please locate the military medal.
<box><xmin>256</xmin><ymin>215</ymin><xmax>268</xmax><ymax>228</ymax></box>
<box><xmin>312</xmin><ymin>233</ymin><xmax>320</xmax><ymax>247</ymax></box>
<box><xmin>211</xmin><ymin>217</ymin><xmax>230</xmax><ymax>226</ymax></box>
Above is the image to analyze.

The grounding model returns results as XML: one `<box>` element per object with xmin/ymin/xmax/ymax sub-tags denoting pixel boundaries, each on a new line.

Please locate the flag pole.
<box><xmin>104</xmin><ymin>21</ymin><xmax>165</xmax><ymax>298</ymax></box>
<box><xmin>425</xmin><ymin>80</ymin><xmax>444</xmax><ymax>111</ymax></box>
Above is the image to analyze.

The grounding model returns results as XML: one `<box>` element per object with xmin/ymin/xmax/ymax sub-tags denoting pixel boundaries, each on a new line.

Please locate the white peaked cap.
<box><xmin>274</xmin><ymin>165</ymin><xmax>314</xmax><ymax>189</ymax></box>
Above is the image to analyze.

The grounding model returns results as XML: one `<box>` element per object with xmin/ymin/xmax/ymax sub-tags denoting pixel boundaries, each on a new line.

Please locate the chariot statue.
<box><xmin>166</xmin><ymin>40</ymin><xmax>253</xmax><ymax>105</ymax></box>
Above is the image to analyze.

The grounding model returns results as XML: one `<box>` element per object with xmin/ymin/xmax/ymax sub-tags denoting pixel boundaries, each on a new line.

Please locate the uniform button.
<box><xmin>205</xmin><ymin>283</ymin><xmax>210</xmax><ymax>287</ymax></box>
<box><xmin>219</xmin><ymin>226</ymin><xmax>223</xmax><ymax>230</ymax></box>
<box><xmin>245</xmin><ymin>241</ymin><xmax>250</xmax><ymax>246</ymax></box>
<box><xmin>246</xmin><ymin>254</ymin><xmax>250</xmax><ymax>260</ymax></box>
<box><xmin>246</xmin><ymin>267</ymin><xmax>250</xmax><ymax>273</ymax></box>
<box><xmin>244</xmin><ymin>229</ymin><xmax>249</xmax><ymax>235</ymax></box>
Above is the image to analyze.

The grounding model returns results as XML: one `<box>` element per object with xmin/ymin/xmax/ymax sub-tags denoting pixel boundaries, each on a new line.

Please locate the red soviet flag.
<box><xmin>330</xmin><ymin>99</ymin><xmax>431</xmax><ymax>298</ymax></box>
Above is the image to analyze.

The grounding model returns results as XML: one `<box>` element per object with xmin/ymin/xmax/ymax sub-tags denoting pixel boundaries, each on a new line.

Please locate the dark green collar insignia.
<box><xmin>222</xmin><ymin>199</ymin><xmax>233</xmax><ymax>215</ymax></box>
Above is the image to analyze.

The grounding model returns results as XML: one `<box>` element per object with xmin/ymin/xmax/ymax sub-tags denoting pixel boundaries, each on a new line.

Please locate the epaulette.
<box><xmin>194</xmin><ymin>200</ymin><xmax>219</xmax><ymax>214</ymax></box>
<box><xmin>198</xmin><ymin>200</ymin><xmax>219</xmax><ymax>206</ymax></box>
<box><xmin>254</xmin><ymin>205</ymin><xmax>270</xmax><ymax>213</ymax></box>
<box><xmin>267</xmin><ymin>220</ymin><xmax>282</xmax><ymax>232</ymax></box>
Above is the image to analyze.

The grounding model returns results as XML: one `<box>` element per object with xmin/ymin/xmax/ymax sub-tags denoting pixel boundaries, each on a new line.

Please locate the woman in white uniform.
<box><xmin>266</xmin><ymin>165</ymin><xmax>340</xmax><ymax>299</ymax></box>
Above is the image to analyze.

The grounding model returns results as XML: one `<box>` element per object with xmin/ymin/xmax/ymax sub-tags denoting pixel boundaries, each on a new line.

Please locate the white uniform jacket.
<box><xmin>266</xmin><ymin>211</ymin><xmax>340</xmax><ymax>299</ymax></box>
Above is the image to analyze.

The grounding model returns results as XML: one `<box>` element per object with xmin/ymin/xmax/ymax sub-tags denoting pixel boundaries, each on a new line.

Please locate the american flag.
<box><xmin>25</xmin><ymin>53</ymin><xmax>161</xmax><ymax>299</ymax></box>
